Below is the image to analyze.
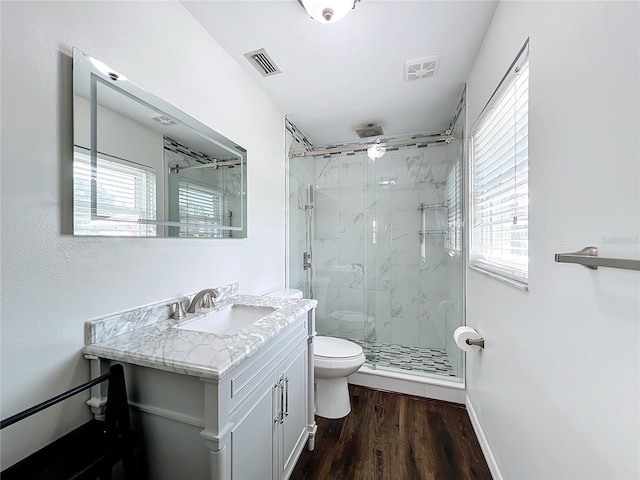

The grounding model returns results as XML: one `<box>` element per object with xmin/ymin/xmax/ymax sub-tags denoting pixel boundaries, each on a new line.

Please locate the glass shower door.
<box><xmin>287</xmin><ymin>132</ymin><xmax>464</xmax><ymax>382</ymax></box>
<box><xmin>287</xmin><ymin>130</ymin><xmax>315</xmax><ymax>298</ymax></box>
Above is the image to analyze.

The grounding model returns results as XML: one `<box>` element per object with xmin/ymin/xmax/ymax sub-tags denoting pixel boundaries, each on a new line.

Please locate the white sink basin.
<box><xmin>176</xmin><ymin>305</ymin><xmax>277</xmax><ymax>335</ymax></box>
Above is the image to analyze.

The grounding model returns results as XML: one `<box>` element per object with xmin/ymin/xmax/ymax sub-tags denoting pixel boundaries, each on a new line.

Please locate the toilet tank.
<box><xmin>263</xmin><ymin>288</ymin><xmax>303</xmax><ymax>299</ymax></box>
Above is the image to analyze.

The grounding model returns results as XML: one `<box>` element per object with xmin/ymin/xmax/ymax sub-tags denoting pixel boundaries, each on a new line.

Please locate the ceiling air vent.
<box><xmin>152</xmin><ymin>115</ymin><xmax>177</xmax><ymax>126</ymax></box>
<box><xmin>356</xmin><ymin>123</ymin><xmax>384</xmax><ymax>138</ymax></box>
<box><xmin>403</xmin><ymin>55</ymin><xmax>441</xmax><ymax>81</ymax></box>
<box><xmin>244</xmin><ymin>48</ymin><xmax>282</xmax><ymax>77</ymax></box>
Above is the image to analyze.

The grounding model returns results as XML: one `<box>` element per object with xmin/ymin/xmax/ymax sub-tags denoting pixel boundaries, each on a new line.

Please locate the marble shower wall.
<box><xmin>311</xmin><ymin>144</ymin><xmax>463</xmax><ymax>357</ymax></box>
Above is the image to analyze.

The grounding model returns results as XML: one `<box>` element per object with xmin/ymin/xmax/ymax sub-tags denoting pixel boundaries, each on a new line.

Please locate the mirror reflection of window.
<box><xmin>177</xmin><ymin>181</ymin><xmax>230</xmax><ymax>238</ymax></box>
<box><xmin>73</xmin><ymin>148</ymin><xmax>157</xmax><ymax>236</ymax></box>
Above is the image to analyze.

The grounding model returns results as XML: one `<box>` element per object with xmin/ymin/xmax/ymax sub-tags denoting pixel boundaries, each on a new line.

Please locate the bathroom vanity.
<box><xmin>83</xmin><ymin>284</ymin><xmax>317</xmax><ymax>480</ymax></box>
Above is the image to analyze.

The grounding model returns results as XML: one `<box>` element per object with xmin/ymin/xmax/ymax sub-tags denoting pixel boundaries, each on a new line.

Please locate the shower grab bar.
<box><xmin>554</xmin><ymin>246</ymin><xmax>640</xmax><ymax>271</ymax></box>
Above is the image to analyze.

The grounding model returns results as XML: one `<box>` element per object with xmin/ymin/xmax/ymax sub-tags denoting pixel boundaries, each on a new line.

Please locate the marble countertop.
<box><xmin>83</xmin><ymin>294</ymin><xmax>317</xmax><ymax>380</ymax></box>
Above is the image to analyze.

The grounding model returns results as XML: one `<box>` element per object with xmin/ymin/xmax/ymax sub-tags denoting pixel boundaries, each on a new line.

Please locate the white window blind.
<box><xmin>73</xmin><ymin>149</ymin><xmax>156</xmax><ymax>236</ymax></box>
<box><xmin>446</xmin><ymin>159</ymin><xmax>462</xmax><ymax>254</ymax></box>
<box><xmin>470</xmin><ymin>43</ymin><xmax>529</xmax><ymax>285</ymax></box>
<box><xmin>178</xmin><ymin>181</ymin><xmax>229</xmax><ymax>238</ymax></box>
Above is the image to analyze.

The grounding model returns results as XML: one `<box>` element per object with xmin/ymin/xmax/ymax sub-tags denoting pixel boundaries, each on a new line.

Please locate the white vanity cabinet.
<box><xmin>229</xmin><ymin>334</ymin><xmax>308</xmax><ymax>479</ymax></box>
<box><xmin>85</xmin><ymin>307</ymin><xmax>316</xmax><ymax>480</ymax></box>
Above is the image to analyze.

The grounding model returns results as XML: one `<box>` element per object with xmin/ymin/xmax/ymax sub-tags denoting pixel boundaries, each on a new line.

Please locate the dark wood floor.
<box><xmin>292</xmin><ymin>385</ymin><xmax>492</xmax><ymax>480</ymax></box>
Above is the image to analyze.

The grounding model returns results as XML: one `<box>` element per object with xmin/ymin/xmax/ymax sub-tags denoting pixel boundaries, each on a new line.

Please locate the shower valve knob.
<box><xmin>303</xmin><ymin>252</ymin><xmax>311</xmax><ymax>270</ymax></box>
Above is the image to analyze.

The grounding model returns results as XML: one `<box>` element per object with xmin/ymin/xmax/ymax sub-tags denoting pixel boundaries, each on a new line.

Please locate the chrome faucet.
<box><xmin>187</xmin><ymin>288</ymin><xmax>219</xmax><ymax>314</ymax></box>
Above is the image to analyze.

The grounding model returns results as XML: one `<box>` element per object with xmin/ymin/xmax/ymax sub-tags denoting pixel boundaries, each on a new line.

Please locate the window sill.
<box><xmin>467</xmin><ymin>265</ymin><xmax>529</xmax><ymax>292</ymax></box>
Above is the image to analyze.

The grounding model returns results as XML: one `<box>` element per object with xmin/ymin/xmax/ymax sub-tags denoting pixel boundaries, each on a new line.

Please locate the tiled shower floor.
<box><xmin>350</xmin><ymin>340</ymin><xmax>458</xmax><ymax>378</ymax></box>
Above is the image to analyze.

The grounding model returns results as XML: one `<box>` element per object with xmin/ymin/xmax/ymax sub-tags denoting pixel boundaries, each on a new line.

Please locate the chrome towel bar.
<box><xmin>554</xmin><ymin>246</ymin><xmax>640</xmax><ymax>271</ymax></box>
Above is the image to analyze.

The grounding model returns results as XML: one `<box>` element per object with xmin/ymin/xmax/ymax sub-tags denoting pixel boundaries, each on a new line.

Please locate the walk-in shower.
<box><xmin>286</xmin><ymin>101</ymin><xmax>465</xmax><ymax>384</ymax></box>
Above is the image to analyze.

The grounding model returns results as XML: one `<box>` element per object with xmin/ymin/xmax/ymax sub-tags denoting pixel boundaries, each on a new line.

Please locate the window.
<box><xmin>470</xmin><ymin>42</ymin><xmax>529</xmax><ymax>287</ymax></box>
<box><xmin>73</xmin><ymin>148</ymin><xmax>156</xmax><ymax>236</ymax></box>
<box><xmin>178</xmin><ymin>181</ymin><xmax>229</xmax><ymax>238</ymax></box>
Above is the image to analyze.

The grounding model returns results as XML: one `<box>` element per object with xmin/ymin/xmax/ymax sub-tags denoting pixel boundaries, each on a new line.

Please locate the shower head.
<box><xmin>305</xmin><ymin>184</ymin><xmax>314</xmax><ymax>209</ymax></box>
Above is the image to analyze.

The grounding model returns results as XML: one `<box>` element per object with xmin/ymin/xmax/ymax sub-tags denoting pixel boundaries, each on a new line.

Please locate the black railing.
<box><xmin>1</xmin><ymin>363</ymin><xmax>138</xmax><ymax>480</ymax></box>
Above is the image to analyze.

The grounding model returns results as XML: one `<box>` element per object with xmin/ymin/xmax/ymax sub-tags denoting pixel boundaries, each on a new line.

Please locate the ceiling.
<box><xmin>183</xmin><ymin>1</ymin><xmax>498</xmax><ymax>146</ymax></box>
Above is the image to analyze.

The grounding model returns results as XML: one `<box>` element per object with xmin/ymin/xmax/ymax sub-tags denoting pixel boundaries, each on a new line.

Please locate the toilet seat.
<box><xmin>314</xmin><ymin>336</ymin><xmax>363</xmax><ymax>360</ymax></box>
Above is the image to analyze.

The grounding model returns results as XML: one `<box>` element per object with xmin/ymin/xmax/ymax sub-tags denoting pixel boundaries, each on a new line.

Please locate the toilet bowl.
<box><xmin>314</xmin><ymin>336</ymin><xmax>365</xmax><ymax>419</ymax></box>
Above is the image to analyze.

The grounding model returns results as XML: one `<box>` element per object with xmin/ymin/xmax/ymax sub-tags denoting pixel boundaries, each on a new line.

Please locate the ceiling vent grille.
<box><xmin>356</xmin><ymin>123</ymin><xmax>384</xmax><ymax>138</ymax></box>
<box><xmin>244</xmin><ymin>48</ymin><xmax>282</xmax><ymax>77</ymax></box>
<box><xmin>404</xmin><ymin>55</ymin><xmax>441</xmax><ymax>81</ymax></box>
<box><xmin>152</xmin><ymin>115</ymin><xmax>177</xmax><ymax>126</ymax></box>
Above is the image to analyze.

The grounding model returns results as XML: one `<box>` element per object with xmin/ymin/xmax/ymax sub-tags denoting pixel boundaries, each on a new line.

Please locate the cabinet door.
<box><xmin>230</xmin><ymin>383</ymin><xmax>276</xmax><ymax>480</ymax></box>
<box><xmin>278</xmin><ymin>342</ymin><xmax>308</xmax><ymax>478</ymax></box>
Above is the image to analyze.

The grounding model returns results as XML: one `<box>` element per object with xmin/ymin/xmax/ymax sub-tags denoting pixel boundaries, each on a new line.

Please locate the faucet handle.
<box><xmin>167</xmin><ymin>301</ymin><xmax>186</xmax><ymax>319</ymax></box>
<box><xmin>201</xmin><ymin>289</ymin><xmax>220</xmax><ymax>309</ymax></box>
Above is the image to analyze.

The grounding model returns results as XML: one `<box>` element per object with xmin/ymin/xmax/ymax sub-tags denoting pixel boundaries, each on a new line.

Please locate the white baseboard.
<box><xmin>466</xmin><ymin>396</ymin><xmax>502</xmax><ymax>480</ymax></box>
<box><xmin>348</xmin><ymin>366</ymin><xmax>466</xmax><ymax>404</ymax></box>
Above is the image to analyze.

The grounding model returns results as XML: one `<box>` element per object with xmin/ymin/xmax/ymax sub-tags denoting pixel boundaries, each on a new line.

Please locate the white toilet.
<box><xmin>263</xmin><ymin>287</ymin><xmax>366</xmax><ymax>419</ymax></box>
<box><xmin>314</xmin><ymin>336</ymin><xmax>365</xmax><ymax>419</ymax></box>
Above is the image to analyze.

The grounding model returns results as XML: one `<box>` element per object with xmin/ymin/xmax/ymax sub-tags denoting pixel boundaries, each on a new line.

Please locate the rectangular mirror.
<box><xmin>72</xmin><ymin>48</ymin><xmax>247</xmax><ymax>238</ymax></box>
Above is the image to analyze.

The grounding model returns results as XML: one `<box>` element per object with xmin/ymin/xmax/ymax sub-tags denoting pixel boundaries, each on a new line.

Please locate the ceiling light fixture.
<box><xmin>298</xmin><ymin>0</ymin><xmax>360</xmax><ymax>24</ymax></box>
<box><xmin>367</xmin><ymin>139</ymin><xmax>386</xmax><ymax>161</ymax></box>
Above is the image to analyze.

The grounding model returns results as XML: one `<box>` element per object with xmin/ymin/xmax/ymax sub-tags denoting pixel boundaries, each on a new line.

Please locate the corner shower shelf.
<box><xmin>419</xmin><ymin>202</ymin><xmax>448</xmax><ymax>240</ymax></box>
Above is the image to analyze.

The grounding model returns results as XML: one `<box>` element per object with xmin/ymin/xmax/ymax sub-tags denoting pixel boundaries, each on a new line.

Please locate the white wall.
<box><xmin>0</xmin><ymin>1</ymin><xmax>285</xmax><ymax>468</ymax></box>
<box><xmin>74</xmin><ymin>96</ymin><xmax>164</xmax><ymax>174</ymax></box>
<box><xmin>465</xmin><ymin>2</ymin><xmax>639</xmax><ymax>479</ymax></box>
